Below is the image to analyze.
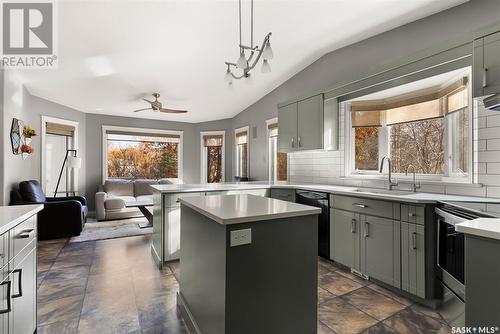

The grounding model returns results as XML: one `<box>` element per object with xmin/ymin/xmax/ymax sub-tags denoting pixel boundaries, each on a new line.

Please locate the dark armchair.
<box><xmin>10</xmin><ymin>180</ymin><xmax>88</xmax><ymax>240</ymax></box>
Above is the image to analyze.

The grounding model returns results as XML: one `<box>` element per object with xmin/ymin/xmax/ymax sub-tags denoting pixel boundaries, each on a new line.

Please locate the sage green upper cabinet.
<box><xmin>277</xmin><ymin>103</ymin><xmax>298</xmax><ymax>152</ymax></box>
<box><xmin>297</xmin><ymin>94</ymin><xmax>324</xmax><ymax>151</ymax></box>
<box><xmin>474</xmin><ymin>31</ymin><xmax>500</xmax><ymax>97</ymax></box>
<box><xmin>278</xmin><ymin>94</ymin><xmax>326</xmax><ymax>152</ymax></box>
<box><xmin>360</xmin><ymin>215</ymin><xmax>401</xmax><ymax>288</ymax></box>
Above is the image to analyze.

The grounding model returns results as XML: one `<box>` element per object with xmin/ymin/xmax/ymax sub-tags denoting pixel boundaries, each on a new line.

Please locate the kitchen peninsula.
<box><xmin>177</xmin><ymin>194</ymin><xmax>321</xmax><ymax>334</ymax></box>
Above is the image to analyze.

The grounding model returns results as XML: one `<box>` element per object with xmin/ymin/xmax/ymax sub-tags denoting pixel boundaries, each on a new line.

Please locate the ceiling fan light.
<box><xmin>224</xmin><ymin>69</ymin><xmax>233</xmax><ymax>83</ymax></box>
<box><xmin>262</xmin><ymin>41</ymin><xmax>274</xmax><ymax>60</ymax></box>
<box><xmin>236</xmin><ymin>52</ymin><xmax>248</xmax><ymax>69</ymax></box>
<box><xmin>261</xmin><ymin>59</ymin><xmax>271</xmax><ymax>73</ymax></box>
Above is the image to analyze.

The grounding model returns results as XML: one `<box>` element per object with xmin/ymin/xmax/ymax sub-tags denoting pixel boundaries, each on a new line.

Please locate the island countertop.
<box><xmin>179</xmin><ymin>194</ymin><xmax>321</xmax><ymax>225</ymax></box>
<box><xmin>0</xmin><ymin>204</ymin><xmax>43</xmax><ymax>235</ymax></box>
<box><xmin>456</xmin><ymin>218</ymin><xmax>500</xmax><ymax>240</ymax></box>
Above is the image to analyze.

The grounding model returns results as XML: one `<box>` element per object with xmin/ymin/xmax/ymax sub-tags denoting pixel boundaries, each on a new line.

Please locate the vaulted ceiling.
<box><xmin>18</xmin><ymin>0</ymin><xmax>468</xmax><ymax>122</ymax></box>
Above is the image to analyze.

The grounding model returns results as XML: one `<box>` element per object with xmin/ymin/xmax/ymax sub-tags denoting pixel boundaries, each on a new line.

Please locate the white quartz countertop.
<box><xmin>0</xmin><ymin>205</ymin><xmax>43</xmax><ymax>235</ymax></box>
<box><xmin>456</xmin><ymin>218</ymin><xmax>500</xmax><ymax>240</ymax></box>
<box><xmin>151</xmin><ymin>182</ymin><xmax>500</xmax><ymax>204</ymax></box>
<box><xmin>179</xmin><ymin>194</ymin><xmax>321</xmax><ymax>225</ymax></box>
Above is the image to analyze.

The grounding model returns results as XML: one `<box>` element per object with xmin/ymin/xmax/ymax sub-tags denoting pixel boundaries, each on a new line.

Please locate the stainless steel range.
<box><xmin>435</xmin><ymin>201</ymin><xmax>500</xmax><ymax>327</ymax></box>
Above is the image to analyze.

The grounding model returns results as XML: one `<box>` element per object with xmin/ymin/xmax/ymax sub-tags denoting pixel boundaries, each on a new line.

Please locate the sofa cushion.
<box><xmin>134</xmin><ymin>179</ymin><xmax>158</xmax><ymax>197</ymax></box>
<box><xmin>104</xmin><ymin>197</ymin><xmax>127</xmax><ymax>210</ymax></box>
<box><xmin>104</xmin><ymin>180</ymin><xmax>134</xmax><ymax>196</ymax></box>
<box><xmin>135</xmin><ymin>195</ymin><xmax>153</xmax><ymax>205</ymax></box>
<box><xmin>19</xmin><ymin>180</ymin><xmax>46</xmax><ymax>203</ymax></box>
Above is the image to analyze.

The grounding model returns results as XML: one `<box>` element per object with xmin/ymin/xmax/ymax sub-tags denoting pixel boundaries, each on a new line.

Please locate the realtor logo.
<box><xmin>1</xmin><ymin>1</ymin><xmax>57</xmax><ymax>69</ymax></box>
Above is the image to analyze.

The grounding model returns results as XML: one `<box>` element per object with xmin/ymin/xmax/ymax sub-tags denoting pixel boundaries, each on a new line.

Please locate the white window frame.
<box><xmin>102</xmin><ymin>125</ymin><xmax>184</xmax><ymax>183</ymax></box>
<box><xmin>41</xmin><ymin>116</ymin><xmax>79</xmax><ymax>194</ymax></box>
<box><xmin>234</xmin><ymin>125</ymin><xmax>250</xmax><ymax>178</ymax></box>
<box><xmin>344</xmin><ymin>76</ymin><xmax>473</xmax><ymax>184</ymax></box>
<box><xmin>266</xmin><ymin>117</ymin><xmax>278</xmax><ymax>182</ymax></box>
<box><xmin>200</xmin><ymin>130</ymin><xmax>225</xmax><ymax>183</ymax></box>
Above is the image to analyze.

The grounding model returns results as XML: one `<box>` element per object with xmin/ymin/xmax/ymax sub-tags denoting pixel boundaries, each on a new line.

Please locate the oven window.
<box><xmin>438</xmin><ymin>220</ymin><xmax>465</xmax><ymax>284</ymax></box>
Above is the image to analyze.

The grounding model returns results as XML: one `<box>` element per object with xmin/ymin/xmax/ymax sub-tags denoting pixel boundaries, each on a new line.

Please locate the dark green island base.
<box><xmin>177</xmin><ymin>194</ymin><xmax>320</xmax><ymax>334</ymax></box>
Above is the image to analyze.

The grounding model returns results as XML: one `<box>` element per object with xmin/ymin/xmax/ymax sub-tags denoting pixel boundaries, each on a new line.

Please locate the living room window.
<box><xmin>235</xmin><ymin>126</ymin><xmax>249</xmax><ymax>179</ymax></box>
<box><xmin>102</xmin><ymin>126</ymin><xmax>183</xmax><ymax>181</ymax></box>
<box><xmin>200</xmin><ymin>131</ymin><xmax>225</xmax><ymax>183</ymax></box>
<box><xmin>346</xmin><ymin>70</ymin><xmax>471</xmax><ymax>182</ymax></box>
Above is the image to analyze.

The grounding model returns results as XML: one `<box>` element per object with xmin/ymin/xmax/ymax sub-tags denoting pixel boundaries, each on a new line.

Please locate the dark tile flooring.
<box><xmin>37</xmin><ymin>236</ymin><xmax>451</xmax><ymax>334</ymax></box>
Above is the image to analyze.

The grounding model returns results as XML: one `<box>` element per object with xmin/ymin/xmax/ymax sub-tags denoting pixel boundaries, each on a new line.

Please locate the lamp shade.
<box><xmin>67</xmin><ymin>155</ymin><xmax>82</xmax><ymax>169</ymax></box>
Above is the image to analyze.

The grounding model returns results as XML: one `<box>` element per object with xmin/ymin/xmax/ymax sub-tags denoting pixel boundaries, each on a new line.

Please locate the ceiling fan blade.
<box><xmin>133</xmin><ymin>108</ymin><xmax>152</xmax><ymax>112</ymax></box>
<box><xmin>160</xmin><ymin>108</ymin><xmax>188</xmax><ymax>113</ymax></box>
<box><xmin>142</xmin><ymin>98</ymin><xmax>154</xmax><ymax>104</ymax></box>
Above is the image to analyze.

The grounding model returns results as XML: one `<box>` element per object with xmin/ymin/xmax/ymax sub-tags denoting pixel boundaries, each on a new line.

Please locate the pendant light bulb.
<box><xmin>262</xmin><ymin>40</ymin><xmax>274</xmax><ymax>60</ymax></box>
<box><xmin>236</xmin><ymin>51</ymin><xmax>247</xmax><ymax>69</ymax></box>
<box><xmin>261</xmin><ymin>59</ymin><xmax>271</xmax><ymax>73</ymax></box>
<box><xmin>224</xmin><ymin>69</ymin><xmax>233</xmax><ymax>83</ymax></box>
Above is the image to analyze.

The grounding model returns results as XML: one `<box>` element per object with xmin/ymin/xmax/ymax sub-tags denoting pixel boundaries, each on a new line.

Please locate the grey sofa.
<box><xmin>95</xmin><ymin>179</ymin><xmax>176</xmax><ymax>221</ymax></box>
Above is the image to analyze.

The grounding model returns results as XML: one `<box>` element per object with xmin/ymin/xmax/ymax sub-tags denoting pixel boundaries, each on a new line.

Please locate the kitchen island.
<box><xmin>177</xmin><ymin>194</ymin><xmax>321</xmax><ymax>334</ymax></box>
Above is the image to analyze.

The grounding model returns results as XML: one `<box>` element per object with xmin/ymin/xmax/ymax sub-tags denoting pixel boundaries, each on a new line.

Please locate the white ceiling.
<box><xmin>18</xmin><ymin>0</ymin><xmax>468</xmax><ymax>123</ymax></box>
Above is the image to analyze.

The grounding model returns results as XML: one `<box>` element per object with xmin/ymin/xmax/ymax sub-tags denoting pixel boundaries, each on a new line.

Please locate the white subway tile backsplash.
<box><xmin>487</xmin><ymin>163</ymin><xmax>500</xmax><ymax>174</ymax></box>
<box><xmin>479</xmin><ymin>174</ymin><xmax>500</xmax><ymax>186</ymax></box>
<box><xmin>478</xmin><ymin>151</ymin><xmax>500</xmax><ymax>163</ymax></box>
<box><xmin>479</xmin><ymin>127</ymin><xmax>500</xmax><ymax>140</ymax></box>
<box><xmin>487</xmin><ymin>139</ymin><xmax>500</xmax><ymax>151</ymax></box>
<box><xmin>487</xmin><ymin>114</ymin><xmax>500</xmax><ymax>128</ymax></box>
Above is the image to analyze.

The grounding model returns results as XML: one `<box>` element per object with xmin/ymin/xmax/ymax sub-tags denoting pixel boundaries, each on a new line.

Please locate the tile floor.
<box><xmin>36</xmin><ymin>236</ymin><xmax>451</xmax><ymax>334</ymax></box>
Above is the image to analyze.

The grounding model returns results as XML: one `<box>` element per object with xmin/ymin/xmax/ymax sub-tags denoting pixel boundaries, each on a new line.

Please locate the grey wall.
<box><xmin>2</xmin><ymin>70</ymin><xmax>87</xmax><ymax>203</ymax></box>
<box><xmin>232</xmin><ymin>0</ymin><xmax>500</xmax><ymax>181</ymax></box>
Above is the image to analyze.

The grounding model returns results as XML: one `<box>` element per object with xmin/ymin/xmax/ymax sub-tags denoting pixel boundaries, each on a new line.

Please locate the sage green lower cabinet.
<box><xmin>360</xmin><ymin>215</ymin><xmax>401</xmax><ymax>288</ymax></box>
<box><xmin>401</xmin><ymin>222</ymin><xmax>426</xmax><ymax>298</ymax></box>
<box><xmin>330</xmin><ymin>209</ymin><xmax>360</xmax><ymax>271</ymax></box>
<box><xmin>12</xmin><ymin>246</ymin><xmax>36</xmax><ymax>334</ymax></box>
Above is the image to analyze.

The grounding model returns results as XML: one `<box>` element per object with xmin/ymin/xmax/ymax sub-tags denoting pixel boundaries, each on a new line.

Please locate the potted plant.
<box><xmin>20</xmin><ymin>144</ymin><xmax>33</xmax><ymax>160</ymax></box>
<box><xmin>23</xmin><ymin>126</ymin><xmax>37</xmax><ymax>144</ymax></box>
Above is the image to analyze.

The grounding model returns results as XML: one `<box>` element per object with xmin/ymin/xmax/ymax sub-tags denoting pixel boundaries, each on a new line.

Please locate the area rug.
<box><xmin>69</xmin><ymin>217</ymin><xmax>152</xmax><ymax>243</ymax></box>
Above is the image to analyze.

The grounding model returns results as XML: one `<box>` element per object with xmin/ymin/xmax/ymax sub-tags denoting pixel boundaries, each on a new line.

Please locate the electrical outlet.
<box><xmin>230</xmin><ymin>228</ymin><xmax>252</xmax><ymax>247</ymax></box>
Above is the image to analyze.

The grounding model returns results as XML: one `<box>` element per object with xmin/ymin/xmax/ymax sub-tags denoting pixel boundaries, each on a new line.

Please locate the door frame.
<box><xmin>41</xmin><ymin>116</ymin><xmax>79</xmax><ymax>194</ymax></box>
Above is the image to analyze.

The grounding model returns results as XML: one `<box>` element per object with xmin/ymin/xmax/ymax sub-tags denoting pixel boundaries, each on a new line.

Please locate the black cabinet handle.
<box><xmin>353</xmin><ymin>203</ymin><xmax>367</xmax><ymax>208</ymax></box>
<box><xmin>0</xmin><ymin>280</ymin><xmax>11</xmax><ymax>314</ymax></box>
<box><xmin>412</xmin><ymin>232</ymin><xmax>417</xmax><ymax>250</ymax></box>
<box><xmin>364</xmin><ymin>222</ymin><xmax>370</xmax><ymax>238</ymax></box>
<box><xmin>12</xmin><ymin>269</ymin><xmax>22</xmax><ymax>298</ymax></box>
<box><xmin>17</xmin><ymin>229</ymin><xmax>34</xmax><ymax>239</ymax></box>
<box><xmin>351</xmin><ymin>219</ymin><xmax>356</xmax><ymax>233</ymax></box>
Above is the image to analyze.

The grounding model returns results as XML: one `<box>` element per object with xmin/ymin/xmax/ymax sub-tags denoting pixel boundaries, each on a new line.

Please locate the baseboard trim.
<box><xmin>177</xmin><ymin>292</ymin><xmax>202</xmax><ymax>334</ymax></box>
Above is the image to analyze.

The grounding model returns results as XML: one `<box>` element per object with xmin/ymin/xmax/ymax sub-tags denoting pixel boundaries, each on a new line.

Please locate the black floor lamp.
<box><xmin>54</xmin><ymin>149</ymin><xmax>82</xmax><ymax>197</ymax></box>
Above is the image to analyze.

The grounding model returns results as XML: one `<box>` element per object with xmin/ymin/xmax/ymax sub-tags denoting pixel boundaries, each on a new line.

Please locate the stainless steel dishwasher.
<box><xmin>295</xmin><ymin>191</ymin><xmax>330</xmax><ymax>259</ymax></box>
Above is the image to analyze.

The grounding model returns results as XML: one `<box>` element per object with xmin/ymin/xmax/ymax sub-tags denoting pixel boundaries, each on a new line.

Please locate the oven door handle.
<box><xmin>435</xmin><ymin>208</ymin><xmax>468</xmax><ymax>226</ymax></box>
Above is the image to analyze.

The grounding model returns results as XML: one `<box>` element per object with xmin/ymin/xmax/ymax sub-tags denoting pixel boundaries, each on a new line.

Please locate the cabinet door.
<box><xmin>12</xmin><ymin>248</ymin><xmax>36</xmax><ymax>334</ymax></box>
<box><xmin>297</xmin><ymin>94</ymin><xmax>323</xmax><ymax>151</ymax></box>
<box><xmin>484</xmin><ymin>32</ymin><xmax>500</xmax><ymax>96</ymax></box>
<box><xmin>278</xmin><ymin>103</ymin><xmax>298</xmax><ymax>152</ymax></box>
<box><xmin>0</xmin><ymin>274</ymin><xmax>11</xmax><ymax>334</ymax></box>
<box><xmin>361</xmin><ymin>215</ymin><xmax>400</xmax><ymax>288</ymax></box>
<box><xmin>331</xmin><ymin>209</ymin><xmax>360</xmax><ymax>271</ymax></box>
<box><xmin>401</xmin><ymin>222</ymin><xmax>426</xmax><ymax>298</ymax></box>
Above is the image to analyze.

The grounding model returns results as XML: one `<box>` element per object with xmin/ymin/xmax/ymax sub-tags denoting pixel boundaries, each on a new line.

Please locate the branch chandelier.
<box><xmin>224</xmin><ymin>0</ymin><xmax>273</xmax><ymax>83</ymax></box>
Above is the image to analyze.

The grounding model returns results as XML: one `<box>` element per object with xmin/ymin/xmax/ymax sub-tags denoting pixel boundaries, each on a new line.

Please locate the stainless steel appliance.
<box><xmin>435</xmin><ymin>201</ymin><xmax>500</xmax><ymax>326</ymax></box>
<box><xmin>295</xmin><ymin>191</ymin><xmax>330</xmax><ymax>259</ymax></box>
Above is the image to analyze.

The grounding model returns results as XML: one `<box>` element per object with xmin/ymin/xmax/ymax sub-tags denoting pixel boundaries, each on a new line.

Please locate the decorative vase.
<box><xmin>22</xmin><ymin>153</ymin><xmax>29</xmax><ymax>160</ymax></box>
<box><xmin>25</xmin><ymin>138</ymin><xmax>32</xmax><ymax>145</ymax></box>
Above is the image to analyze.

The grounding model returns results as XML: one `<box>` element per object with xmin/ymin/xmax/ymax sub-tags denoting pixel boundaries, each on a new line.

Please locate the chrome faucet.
<box><xmin>379</xmin><ymin>156</ymin><xmax>398</xmax><ymax>190</ymax></box>
<box><xmin>405</xmin><ymin>165</ymin><xmax>421</xmax><ymax>193</ymax></box>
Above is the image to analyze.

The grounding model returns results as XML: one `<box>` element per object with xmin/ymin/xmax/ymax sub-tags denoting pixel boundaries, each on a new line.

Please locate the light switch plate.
<box><xmin>230</xmin><ymin>228</ymin><xmax>252</xmax><ymax>247</ymax></box>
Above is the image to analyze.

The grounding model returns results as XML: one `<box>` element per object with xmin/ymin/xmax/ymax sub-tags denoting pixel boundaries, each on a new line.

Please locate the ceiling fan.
<box><xmin>133</xmin><ymin>93</ymin><xmax>188</xmax><ymax>113</ymax></box>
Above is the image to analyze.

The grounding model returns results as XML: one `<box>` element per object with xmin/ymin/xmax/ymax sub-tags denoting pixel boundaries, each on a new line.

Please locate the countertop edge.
<box><xmin>179</xmin><ymin>198</ymin><xmax>321</xmax><ymax>225</ymax></box>
<box><xmin>0</xmin><ymin>204</ymin><xmax>43</xmax><ymax>235</ymax></box>
<box><xmin>456</xmin><ymin>218</ymin><xmax>500</xmax><ymax>241</ymax></box>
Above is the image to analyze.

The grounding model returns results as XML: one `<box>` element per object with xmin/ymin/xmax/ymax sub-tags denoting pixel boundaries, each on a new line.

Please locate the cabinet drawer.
<box><xmin>333</xmin><ymin>195</ymin><xmax>395</xmax><ymax>219</ymax></box>
<box><xmin>13</xmin><ymin>239</ymin><xmax>35</xmax><ymax>269</ymax></box>
<box><xmin>165</xmin><ymin>192</ymin><xmax>203</xmax><ymax>207</ymax></box>
<box><xmin>401</xmin><ymin>205</ymin><xmax>425</xmax><ymax>225</ymax></box>
<box><xmin>270</xmin><ymin>189</ymin><xmax>296</xmax><ymax>202</ymax></box>
<box><xmin>11</xmin><ymin>216</ymin><xmax>36</xmax><ymax>259</ymax></box>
